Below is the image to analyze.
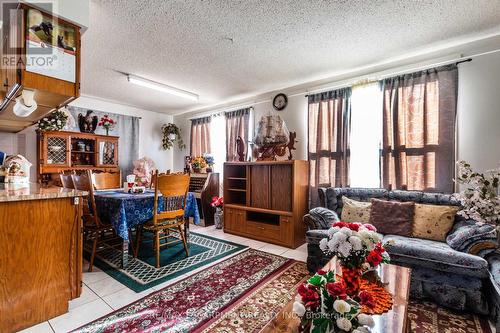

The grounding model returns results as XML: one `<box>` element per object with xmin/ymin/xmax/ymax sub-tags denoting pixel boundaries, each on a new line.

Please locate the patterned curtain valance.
<box><xmin>191</xmin><ymin>116</ymin><xmax>211</xmax><ymax>125</ymax></box>
<box><xmin>308</xmin><ymin>87</ymin><xmax>352</xmax><ymax>104</ymax></box>
<box><xmin>225</xmin><ymin>108</ymin><xmax>251</xmax><ymax>119</ymax></box>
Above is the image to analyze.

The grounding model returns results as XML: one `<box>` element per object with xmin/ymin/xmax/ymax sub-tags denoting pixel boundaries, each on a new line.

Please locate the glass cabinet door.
<box><xmin>97</xmin><ymin>139</ymin><xmax>118</xmax><ymax>166</ymax></box>
<box><xmin>45</xmin><ymin>135</ymin><xmax>70</xmax><ymax>166</ymax></box>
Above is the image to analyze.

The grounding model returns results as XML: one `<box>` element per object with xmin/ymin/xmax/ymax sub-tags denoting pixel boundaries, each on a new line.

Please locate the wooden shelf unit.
<box><xmin>223</xmin><ymin>160</ymin><xmax>308</xmax><ymax>248</ymax></box>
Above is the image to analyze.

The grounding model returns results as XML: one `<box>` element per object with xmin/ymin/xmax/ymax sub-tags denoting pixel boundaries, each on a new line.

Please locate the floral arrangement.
<box><xmin>191</xmin><ymin>156</ymin><xmax>207</xmax><ymax>170</ymax></box>
<box><xmin>319</xmin><ymin>222</ymin><xmax>389</xmax><ymax>269</ymax></box>
<box><xmin>161</xmin><ymin>123</ymin><xmax>185</xmax><ymax>150</ymax></box>
<box><xmin>454</xmin><ymin>160</ymin><xmax>500</xmax><ymax>225</ymax></box>
<box><xmin>98</xmin><ymin>114</ymin><xmax>116</xmax><ymax>135</ymax></box>
<box><xmin>37</xmin><ymin>110</ymin><xmax>68</xmax><ymax>131</ymax></box>
<box><xmin>293</xmin><ymin>269</ymin><xmax>375</xmax><ymax>333</ymax></box>
<box><xmin>319</xmin><ymin>222</ymin><xmax>390</xmax><ymax>295</ymax></box>
<box><xmin>203</xmin><ymin>153</ymin><xmax>215</xmax><ymax>167</ymax></box>
<box><xmin>133</xmin><ymin>157</ymin><xmax>156</xmax><ymax>187</ymax></box>
<box><xmin>211</xmin><ymin>196</ymin><xmax>224</xmax><ymax>209</ymax></box>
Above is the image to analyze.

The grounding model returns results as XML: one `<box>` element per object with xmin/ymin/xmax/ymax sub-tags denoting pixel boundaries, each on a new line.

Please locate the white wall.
<box><xmin>0</xmin><ymin>95</ymin><xmax>173</xmax><ymax>181</ymax></box>
<box><xmin>457</xmin><ymin>51</ymin><xmax>500</xmax><ymax>172</ymax></box>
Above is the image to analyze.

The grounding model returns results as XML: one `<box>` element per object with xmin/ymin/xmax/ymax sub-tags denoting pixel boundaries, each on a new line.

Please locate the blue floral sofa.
<box><xmin>303</xmin><ymin>187</ymin><xmax>499</xmax><ymax>329</ymax></box>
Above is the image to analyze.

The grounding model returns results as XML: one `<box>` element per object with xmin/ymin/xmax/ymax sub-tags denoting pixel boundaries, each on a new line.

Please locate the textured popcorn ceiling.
<box><xmin>82</xmin><ymin>0</ymin><xmax>500</xmax><ymax>114</ymax></box>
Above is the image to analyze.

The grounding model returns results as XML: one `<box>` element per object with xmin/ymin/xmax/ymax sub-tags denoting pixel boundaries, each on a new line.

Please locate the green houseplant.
<box><xmin>161</xmin><ymin>123</ymin><xmax>185</xmax><ymax>150</ymax></box>
<box><xmin>37</xmin><ymin>110</ymin><xmax>68</xmax><ymax>132</ymax></box>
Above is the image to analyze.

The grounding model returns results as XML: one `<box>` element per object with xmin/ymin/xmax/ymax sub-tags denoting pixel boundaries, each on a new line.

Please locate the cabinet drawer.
<box><xmin>246</xmin><ymin>221</ymin><xmax>281</xmax><ymax>242</ymax></box>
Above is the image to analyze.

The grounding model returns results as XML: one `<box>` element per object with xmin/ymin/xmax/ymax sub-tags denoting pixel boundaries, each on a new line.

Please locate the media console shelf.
<box><xmin>223</xmin><ymin>160</ymin><xmax>308</xmax><ymax>248</ymax></box>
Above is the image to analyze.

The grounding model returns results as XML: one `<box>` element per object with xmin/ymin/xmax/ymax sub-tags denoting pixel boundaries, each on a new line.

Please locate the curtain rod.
<box><xmin>304</xmin><ymin>57</ymin><xmax>473</xmax><ymax>97</ymax></box>
<box><xmin>188</xmin><ymin>106</ymin><xmax>254</xmax><ymax>120</ymax></box>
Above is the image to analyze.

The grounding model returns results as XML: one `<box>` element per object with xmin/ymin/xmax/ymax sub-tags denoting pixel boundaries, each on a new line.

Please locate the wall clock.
<box><xmin>272</xmin><ymin>93</ymin><xmax>288</xmax><ymax>111</ymax></box>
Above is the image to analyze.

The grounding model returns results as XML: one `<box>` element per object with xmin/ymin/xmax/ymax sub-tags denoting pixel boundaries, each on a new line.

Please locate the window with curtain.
<box><xmin>190</xmin><ymin>116</ymin><xmax>211</xmax><ymax>157</ymax></box>
<box><xmin>225</xmin><ymin>108</ymin><xmax>251</xmax><ymax>161</ymax></box>
<box><xmin>308</xmin><ymin>88</ymin><xmax>351</xmax><ymax>206</ymax></box>
<box><xmin>380</xmin><ymin>64</ymin><xmax>458</xmax><ymax>193</ymax></box>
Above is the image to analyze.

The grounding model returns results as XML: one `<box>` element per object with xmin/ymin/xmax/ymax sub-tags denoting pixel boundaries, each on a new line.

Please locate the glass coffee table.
<box><xmin>261</xmin><ymin>258</ymin><xmax>412</xmax><ymax>333</ymax></box>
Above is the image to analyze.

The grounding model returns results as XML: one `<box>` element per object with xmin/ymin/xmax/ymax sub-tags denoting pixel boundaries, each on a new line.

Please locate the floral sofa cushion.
<box><xmin>383</xmin><ymin>235</ymin><xmax>489</xmax><ymax>278</ymax></box>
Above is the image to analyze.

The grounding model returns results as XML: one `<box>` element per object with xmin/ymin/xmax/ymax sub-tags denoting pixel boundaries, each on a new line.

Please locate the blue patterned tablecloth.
<box><xmin>94</xmin><ymin>190</ymin><xmax>199</xmax><ymax>241</ymax></box>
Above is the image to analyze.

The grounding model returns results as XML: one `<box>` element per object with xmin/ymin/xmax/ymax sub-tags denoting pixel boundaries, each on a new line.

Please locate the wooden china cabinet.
<box><xmin>37</xmin><ymin>130</ymin><xmax>119</xmax><ymax>184</ymax></box>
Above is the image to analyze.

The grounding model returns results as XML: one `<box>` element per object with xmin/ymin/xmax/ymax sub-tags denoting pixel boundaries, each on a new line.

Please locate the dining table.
<box><xmin>93</xmin><ymin>189</ymin><xmax>200</xmax><ymax>268</ymax></box>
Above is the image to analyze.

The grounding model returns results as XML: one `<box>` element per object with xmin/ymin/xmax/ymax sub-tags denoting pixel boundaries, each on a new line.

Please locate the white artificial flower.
<box><xmin>349</xmin><ymin>236</ymin><xmax>363</xmax><ymax>251</ymax></box>
<box><xmin>293</xmin><ymin>301</ymin><xmax>306</xmax><ymax>317</ymax></box>
<box><xmin>336</xmin><ymin>317</ymin><xmax>352</xmax><ymax>331</ymax></box>
<box><xmin>337</xmin><ymin>241</ymin><xmax>353</xmax><ymax>258</ymax></box>
<box><xmin>333</xmin><ymin>299</ymin><xmax>351</xmax><ymax>313</ymax></box>
<box><xmin>319</xmin><ymin>238</ymin><xmax>329</xmax><ymax>252</ymax></box>
<box><xmin>327</xmin><ymin>238</ymin><xmax>339</xmax><ymax>252</ymax></box>
<box><xmin>328</xmin><ymin>226</ymin><xmax>340</xmax><ymax>237</ymax></box>
<box><xmin>339</xmin><ymin>227</ymin><xmax>353</xmax><ymax>236</ymax></box>
<box><xmin>357</xmin><ymin>314</ymin><xmax>375</xmax><ymax>327</ymax></box>
<box><xmin>332</xmin><ymin>231</ymin><xmax>348</xmax><ymax>243</ymax></box>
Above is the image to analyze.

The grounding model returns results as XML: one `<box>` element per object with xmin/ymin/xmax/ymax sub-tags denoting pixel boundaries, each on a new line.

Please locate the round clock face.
<box><xmin>273</xmin><ymin>93</ymin><xmax>288</xmax><ymax>111</ymax></box>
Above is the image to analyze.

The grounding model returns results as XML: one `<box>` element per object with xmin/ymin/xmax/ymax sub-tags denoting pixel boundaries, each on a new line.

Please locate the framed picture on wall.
<box><xmin>25</xmin><ymin>8</ymin><xmax>77</xmax><ymax>82</ymax></box>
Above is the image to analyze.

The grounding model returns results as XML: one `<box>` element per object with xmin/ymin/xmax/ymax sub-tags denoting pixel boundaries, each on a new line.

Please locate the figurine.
<box><xmin>236</xmin><ymin>136</ymin><xmax>246</xmax><ymax>162</ymax></box>
<box><xmin>78</xmin><ymin>110</ymin><xmax>98</xmax><ymax>133</ymax></box>
<box><xmin>287</xmin><ymin>131</ymin><xmax>297</xmax><ymax>160</ymax></box>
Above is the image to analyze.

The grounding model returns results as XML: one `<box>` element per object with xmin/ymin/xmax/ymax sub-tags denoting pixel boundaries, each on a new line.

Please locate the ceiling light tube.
<box><xmin>127</xmin><ymin>75</ymin><xmax>199</xmax><ymax>102</ymax></box>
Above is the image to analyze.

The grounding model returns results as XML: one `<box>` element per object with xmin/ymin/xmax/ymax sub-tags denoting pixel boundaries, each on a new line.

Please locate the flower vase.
<box><xmin>214</xmin><ymin>207</ymin><xmax>223</xmax><ymax>229</ymax></box>
<box><xmin>341</xmin><ymin>265</ymin><xmax>362</xmax><ymax>296</ymax></box>
<box><xmin>193</xmin><ymin>167</ymin><xmax>201</xmax><ymax>173</ymax></box>
<box><xmin>105</xmin><ymin>128</ymin><xmax>109</xmax><ymax>136</ymax></box>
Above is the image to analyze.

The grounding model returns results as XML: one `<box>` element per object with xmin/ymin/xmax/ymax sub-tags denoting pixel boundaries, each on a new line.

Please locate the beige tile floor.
<box><xmin>18</xmin><ymin>225</ymin><xmax>308</xmax><ymax>333</ymax></box>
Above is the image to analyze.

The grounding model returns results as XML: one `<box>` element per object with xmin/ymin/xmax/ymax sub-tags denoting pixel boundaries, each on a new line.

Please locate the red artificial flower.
<box><xmin>348</xmin><ymin>222</ymin><xmax>360</xmax><ymax>231</ymax></box>
<box><xmin>211</xmin><ymin>196</ymin><xmax>224</xmax><ymax>208</ymax></box>
<box><xmin>298</xmin><ymin>284</ymin><xmax>320</xmax><ymax>309</ymax></box>
<box><xmin>364</xmin><ymin>223</ymin><xmax>377</xmax><ymax>231</ymax></box>
<box><xmin>325</xmin><ymin>282</ymin><xmax>347</xmax><ymax>300</ymax></box>
<box><xmin>366</xmin><ymin>250</ymin><xmax>383</xmax><ymax>267</ymax></box>
<box><xmin>98</xmin><ymin>122</ymin><xmax>103</xmax><ymax>126</ymax></box>
<box><xmin>358</xmin><ymin>290</ymin><xmax>375</xmax><ymax>308</ymax></box>
<box><xmin>317</xmin><ymin>269</ymin><xmax>327</xmax><ymax>275</ymax></box>
<box><xmin>332</xmin><ymin>221</ymin><xmax>349</xmax><ymax>229</ymax></box>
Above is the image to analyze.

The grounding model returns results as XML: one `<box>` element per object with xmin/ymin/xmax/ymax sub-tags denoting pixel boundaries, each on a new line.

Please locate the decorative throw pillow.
<box><xmin>369</xmin><ymin>199</ymin><xmax>415</xmax><ymax>236</ymax></box>
<box><xmin>341</xmin><ymin>197</ymin><xmax>371</xmax><ymax>223</ymax></box>
<box><xmin>446</xmin><ymin>220</ymin><xmax>498</xmax><ymax>257</ymax></box>
<box><xmin>412</xmin><ymin>204</ymin><xmax>459</xmax><ymax>241</ymax></box>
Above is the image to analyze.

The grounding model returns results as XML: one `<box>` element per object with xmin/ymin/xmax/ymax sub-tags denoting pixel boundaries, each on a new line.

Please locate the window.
<box><xmin>349</xmin><ymin>83</ymin><xmax>383</xmax><ymax>188</ymax></box>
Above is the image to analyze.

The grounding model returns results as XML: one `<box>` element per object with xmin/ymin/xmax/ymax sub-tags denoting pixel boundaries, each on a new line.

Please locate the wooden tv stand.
<box><xmin>223</xmin><ymin>160</ymin><xmax>308</xmax><ymax>249</ymax></box>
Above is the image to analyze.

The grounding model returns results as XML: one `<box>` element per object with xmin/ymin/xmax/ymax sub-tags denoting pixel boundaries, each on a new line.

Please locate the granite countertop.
<box><xmin>0</xmin><ymin>183</ymin><xmax>87</xmax><ymax>202</ymax></box>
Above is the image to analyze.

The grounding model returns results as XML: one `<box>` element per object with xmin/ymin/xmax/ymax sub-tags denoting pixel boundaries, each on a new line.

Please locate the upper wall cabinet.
<box><xmin>0</xmin><ymin>3</ymin><xmax>81</xmax><ymax>133</ymax></box>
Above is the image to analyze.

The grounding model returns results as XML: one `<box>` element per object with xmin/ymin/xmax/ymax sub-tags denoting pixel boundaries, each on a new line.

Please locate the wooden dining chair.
<box><xmin>134</xmin><ymin>170</ymin><xmax>190</xmax><ymax>268</ymax></box>
<box><xmin>93</xmin><ymin>171</ymin><xmax>122</xmax><ymax>190</ymax></box>
<box><xmin>59</xmin><ymin>171</ymin><xmax>75</xmax><ymax>189</ymax></box>
<box><xmin>72</xmin><ymin>170</ymin><xmax>115</xmax><ymax>272</ymax></box>
<box><xmin>149</xmin><ymin>169</ymin><xmax>170</xmax><ymax>189</ymax></box>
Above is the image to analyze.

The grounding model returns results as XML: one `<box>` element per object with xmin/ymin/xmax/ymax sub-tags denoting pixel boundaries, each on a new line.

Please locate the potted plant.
<box><xmin>203</xmin><ymin>153</ymin><xmax>215</xmax><ymax>172</ymax></box>
<box><xmin>161</xmin><ymin>123</ymin><xmax>185</xmax><ymax>150</ymax></box>
<box><xmin>98</xmin><ymin>114</ymin><xmax>116</xmax><ymax>135</ymax></box>
<box><xmin>37</xmin><ymin>110</ymin><xmax>68</xmax><ymax>132</ymax></box>
<box><xmin>211</xmin><ymin>196</ymin><xmax>224</xmax><ymax>229</ymax></box>
<box><xmin>454</xmin><ymin>160</ymin><xmax>500</xmax><ymax>244</ymax></box>
<box><xmin>191</xmin><ymin>156</ymin><xmax>207</xmax><ymax>173</ymax></box>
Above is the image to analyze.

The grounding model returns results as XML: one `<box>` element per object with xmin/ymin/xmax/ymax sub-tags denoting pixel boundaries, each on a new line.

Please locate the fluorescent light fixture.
<box><xmin>127</xmin><ymin>75</ymin><xmax>198</xmax><ymax>102</ymax></box>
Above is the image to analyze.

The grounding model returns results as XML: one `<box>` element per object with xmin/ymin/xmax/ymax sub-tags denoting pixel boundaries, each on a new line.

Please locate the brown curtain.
<box><xmin>381</xmin><ymin>64</ymin><xmax>458</xmax><ymax>193</ymax></box>
<box><xmin>225</xmin><ymin>108</ymin><xmax>250</xmax><ymax>161</ymax></box>
<box><xmin>190</xmin><ymin>116</ymin><xmax>211</xmax><ymax>157</ymax></box>
<box><xmin>308</xmin><ymin>88</ymin><xmax>352</xmax><ymax>207</ymax></box>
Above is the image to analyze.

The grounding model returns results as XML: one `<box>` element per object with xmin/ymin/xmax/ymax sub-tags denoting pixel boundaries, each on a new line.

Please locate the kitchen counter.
<box><xmin>0</xmin><ymin>183</ymin><xmax>87</xmax><ymax>202</ymax></box>
<box><xmin>0</xmin><ymin>183</ymin><xmax>85</xmax><ymax>332</ymax></box>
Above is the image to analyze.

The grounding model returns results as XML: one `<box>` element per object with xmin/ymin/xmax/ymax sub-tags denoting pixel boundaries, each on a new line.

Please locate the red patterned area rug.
<box><xmin>72</xmin><ymin>249</ymin><xmax>293</xmax><ymax>333</ymax></box>
<box><xmin>408</xmin><ymin>300</ymin><xmax>492</xmax><ymax>333</ymax></box>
